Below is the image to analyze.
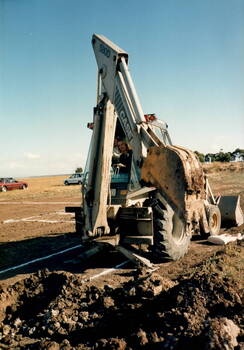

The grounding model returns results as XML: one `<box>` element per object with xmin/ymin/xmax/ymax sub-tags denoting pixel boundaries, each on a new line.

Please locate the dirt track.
<box><xmin>0</xmin><ymin>165</ymin><xmax>243</xmax><ymax>349</ymax></box>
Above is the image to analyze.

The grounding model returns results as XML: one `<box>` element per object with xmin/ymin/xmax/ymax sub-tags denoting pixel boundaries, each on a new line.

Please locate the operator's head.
<box><xmin>118</xmin><ymin>141</ymin><xmax>129</xmax><ymax>153</ymax></box>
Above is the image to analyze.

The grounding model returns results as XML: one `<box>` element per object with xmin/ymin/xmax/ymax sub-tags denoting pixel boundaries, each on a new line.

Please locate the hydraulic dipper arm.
<box><xmin>92</xmin><ymin>34</ymin><xmax>170</xmax><ymax>163</ymax></box>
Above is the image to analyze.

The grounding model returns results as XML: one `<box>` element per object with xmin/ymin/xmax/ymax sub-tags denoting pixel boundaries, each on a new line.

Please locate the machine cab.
<box><xmin>109</xmin><ymin>116</ymin><xmax>171</xmax><ymax>206</ymax></box>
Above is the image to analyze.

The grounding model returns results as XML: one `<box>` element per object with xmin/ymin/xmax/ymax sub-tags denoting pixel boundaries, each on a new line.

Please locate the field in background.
<box><xmin>203</xmin><ymin>161</ymin><xmax>244</xmax><ymax>174</ymax></box>
<box><xmin>0</xmin><ymin>176</ymin><xmax>82</xmax><ymax>202</ymax></box>
<box><xmin>203</xmin><ymin>162</ymin><xmax>244</xmax><ymax>208</ymax></box>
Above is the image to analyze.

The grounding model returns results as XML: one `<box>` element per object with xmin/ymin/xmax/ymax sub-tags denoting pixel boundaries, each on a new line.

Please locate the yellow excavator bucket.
<box><xmin>141</xmin><ymin>145</ymin><xmax>206</xmax><ymax>212</ymax></box>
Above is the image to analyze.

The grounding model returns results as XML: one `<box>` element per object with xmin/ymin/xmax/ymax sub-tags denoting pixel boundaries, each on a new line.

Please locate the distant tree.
<box><xmin>75</xmin><ymin>167</ymin><xmax>83</xmax><ymax>173</ymax></box>
<box><xmin>205</xmin><ymin>153</ymin><xmax>216</xmax><ymax>162</ymax></box>
<box><xmin>215</xmin><ymin>152</ymin><xmax>232</xmax><ymax>162</ymax></box>
<box><xmin>194</xmin><ymin>151</ymin><xmax>205</xmax><ymax>163</ymax></box>
<box><xmin>200</xmin><ymin>149</ymin><xmax>242</xmax><ymax>163</ymax></box>
<box><xmin>224</xmin><ymin>152</ymin><xmax>232</xmax><ymax>162</ymax></box>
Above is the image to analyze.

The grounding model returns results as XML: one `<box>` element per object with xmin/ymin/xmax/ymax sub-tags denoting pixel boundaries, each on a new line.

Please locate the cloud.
<box><xmin>9</xmin><ymin>161</ymin><xmax>25</xmax><ymax>169</ymax></box>
<box><xmin>1</xmin><ymin>151</ymin><xmax>84</xmax><ymax>177</ymax></box>
<box><xmin>24</xmin><ymin>152</ymin><xmax>41</xmax><ymax>159</ymax></box>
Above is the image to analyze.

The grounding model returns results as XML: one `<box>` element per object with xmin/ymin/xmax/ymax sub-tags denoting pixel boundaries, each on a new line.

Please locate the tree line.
<box><xmin>195</xmin><ymin>148</ymin><xmax>244</xmax><ymax>163</ymax></box>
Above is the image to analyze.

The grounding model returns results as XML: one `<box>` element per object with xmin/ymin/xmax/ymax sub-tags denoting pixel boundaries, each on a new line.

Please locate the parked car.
<box><xmin>0</xmin><ymin>178</ymin><xmax>28</xmax><ymax>192</ymax></box>
<box><xmin>64</xmin><ymin>173</ymin><xmax>83</xmax><ymax>186</ymax></box>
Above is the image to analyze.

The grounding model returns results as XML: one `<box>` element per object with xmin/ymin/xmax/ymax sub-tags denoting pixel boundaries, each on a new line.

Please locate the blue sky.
<box><xmin>1</xmin><ymin>0</ymin><xmax>244</xmax><ymax>177</ymax></box>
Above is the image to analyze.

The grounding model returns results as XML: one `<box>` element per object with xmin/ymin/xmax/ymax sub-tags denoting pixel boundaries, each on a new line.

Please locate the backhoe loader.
<box><xmin>69</xmin><ymin>34</ymin><xmax>243</xmax><ymax>261</ymax></box>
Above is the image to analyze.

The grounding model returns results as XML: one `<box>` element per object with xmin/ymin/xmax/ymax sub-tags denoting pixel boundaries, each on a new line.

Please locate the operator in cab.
<box><xmin>115</xmin><ymin>140</ymin><xmax>132</xmax><ymax>174</ymax></box>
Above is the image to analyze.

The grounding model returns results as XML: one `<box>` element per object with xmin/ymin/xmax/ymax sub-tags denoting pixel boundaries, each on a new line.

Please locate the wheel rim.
<box><xmin>172</xmin><ymin>213</ymin><xmax>185</xmax><ymax>242</ymax></box>
<box><xmin>210</xmin><ymin>213</ymin><xmax>218</xmax><ymax>230</ymax></box>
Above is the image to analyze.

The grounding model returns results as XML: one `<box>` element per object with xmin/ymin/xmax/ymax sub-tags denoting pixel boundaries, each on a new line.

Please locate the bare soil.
<box><xmin>0</xmin><ymin>164</ymin><xmax>243</xmax><ymax>349</ymax></box>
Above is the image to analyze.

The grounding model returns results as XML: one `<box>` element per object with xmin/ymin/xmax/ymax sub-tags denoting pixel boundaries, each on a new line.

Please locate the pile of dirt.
<box><xmin>0</xmin><ymin>243</ymin><xmax>243</xmax><ymax>350</ymax></box>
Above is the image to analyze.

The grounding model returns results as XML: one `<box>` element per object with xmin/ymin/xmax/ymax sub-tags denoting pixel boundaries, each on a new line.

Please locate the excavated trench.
<box><xmin>0</xmin><ymin>243</ymin><xmax>243</xmax><ymax>350</ymax></box>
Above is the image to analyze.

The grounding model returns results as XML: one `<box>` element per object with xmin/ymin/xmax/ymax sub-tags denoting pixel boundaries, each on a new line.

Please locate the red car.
<box><xmin>0</xmin><ymin>178</ymin><xmax>28</xmax><ymax>192</ymax></box>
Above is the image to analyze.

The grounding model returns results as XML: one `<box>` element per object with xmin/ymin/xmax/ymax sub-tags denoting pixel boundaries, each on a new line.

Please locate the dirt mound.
<box><xmin>0</xmin><ymin>244</ymin><xmax>243</xmax><ymax>349</ymax></box>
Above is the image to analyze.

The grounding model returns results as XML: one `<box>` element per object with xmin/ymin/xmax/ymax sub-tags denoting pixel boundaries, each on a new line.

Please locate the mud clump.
<box><xmin>0</xmin><ymin>245</ymin><xmax>243</xmax><ymax>349</ymax></box>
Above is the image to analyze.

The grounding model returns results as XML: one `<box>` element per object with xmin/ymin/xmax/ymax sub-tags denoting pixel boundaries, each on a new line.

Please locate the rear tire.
<box><xmin>152</xmin><ymin>196</ymin><xmax>191</xmax><ymax>261</ymax></box>
<box><xmin>64</xmin><ymin>181</ymin><xmax>69</xmax><ymax>186</ymax></box>
<box><xmin>22</xmin><ymin>184</ymin><xmax>27</xmax><ymax>190</ymax></box>
<box><xmin>1</xmin><ymin>186</ymin><xmax>7</xmax><ymax>192</ymax></box>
